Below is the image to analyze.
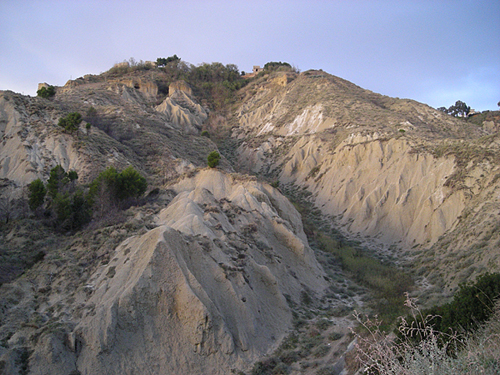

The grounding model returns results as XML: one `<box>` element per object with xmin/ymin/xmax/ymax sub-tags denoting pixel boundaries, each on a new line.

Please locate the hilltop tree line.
<box><xmin>438</xmin><ymin>100</ymin><xmax>471</xmax><ymax>117</ymax></box>
<box><xmin>28</xmin><ymin>165</ymin><xmax>147</xmax><ymax>231</ymax></box>
<box><xmin>106</xmin><ymin>55</ymin><xmax>296</xmax><ymax>112</ymax></box>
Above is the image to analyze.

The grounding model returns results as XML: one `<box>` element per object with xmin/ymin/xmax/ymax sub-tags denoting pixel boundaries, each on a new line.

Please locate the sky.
<box><xmin>0</xmin><ymin>0</ymin><xmax>499</xmax><ymax>111</ymax></box>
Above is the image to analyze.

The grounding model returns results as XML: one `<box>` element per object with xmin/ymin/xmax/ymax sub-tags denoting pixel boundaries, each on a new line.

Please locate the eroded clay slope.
<box><xmin>20</xmin><ymin>169</ymin><xmax>326</xmax><ymax>375</ymax></box>
<box><xmin>0</xmin><ymin>91</ymin><xmax>87</xmax><ymax>186</ymax></box>
<box><xmin>0</xmin><ymin>75</ymin><xmax>219</xmax><ymax>193</ymax></box>
<box><xmin>229</xmin><ymin>70</ymin><xmax>500</xmax><ymax>289</ymax></box>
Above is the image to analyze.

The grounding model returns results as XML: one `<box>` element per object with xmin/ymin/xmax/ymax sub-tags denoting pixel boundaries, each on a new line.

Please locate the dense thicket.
<box><xmin>263</xmin><ymin>61</ymin><xmax>292</xmax><ymax>71</ymax></box>
<box><xmin>27</xmin><ymin>165</ymin><xmax>147</xmax><ymax>230</ymax></box>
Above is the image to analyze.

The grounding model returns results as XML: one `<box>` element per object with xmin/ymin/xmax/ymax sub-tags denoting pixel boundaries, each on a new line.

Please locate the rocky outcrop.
<box><xmin>155</xmin><ymin>81</ymin><xmax>208</xmax><ymax>134</ymax></box>
<box><xmin>168</xmin><ymin>80</ymin><xmax>193</xmax><ymax>96</ymax></box>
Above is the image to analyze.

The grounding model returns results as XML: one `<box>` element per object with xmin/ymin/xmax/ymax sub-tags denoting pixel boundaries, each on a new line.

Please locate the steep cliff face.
<box><xmin>229</xmin><ymin>70</ymin><xmax>500</xmax><ymax>290</ymax></box>
<box><xmin>0</xmin><ymin>92</ymin><xmax>86</xmax><ymax>186</ymax></box>
<box><xmin>155</xmin><ymin>81</ymin><xmax>208</xmax><ymax>134</ymax></box>
<box><xmin>275</xmin><ymin>135</ymin><xmax>465</xmax><ymax>248</ymax></box>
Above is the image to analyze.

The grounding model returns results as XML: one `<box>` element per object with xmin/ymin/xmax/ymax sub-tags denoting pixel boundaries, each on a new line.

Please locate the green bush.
<box><xmin>353</xmin><ymin>295</ymin><xmax>500</xmax><ymax>375</ymax></box>
<box><xmin>207</xmin><ymin>151</ymin><xmax>221</xmax><ymax>168</ymax></box>
<box><xmin>116</xmin><ymin>166</ymin><xmax>148</xmax><ymax>201</ymax></box>
<box><xmin>201</xmin><ymin>130</ymin><xmax>210</xmax><ymax>137</ymax></box>
<box><xmin>37</xmin><ymin>85</ymin><xmax>55</xmax><ymax>98</ymax></box>
<box><xmin>89</xmin><ymin>165</ymin><xmax>147</xmax><ymax>205</ymax></box>
<box><xmin>156</xmin><ymin>55</ymin><xmax>180</xmax><ymax>67</ymax></box>
<box><xmin>53</xmin><ymin>189</ymin><xmax>92</xmax><ymax>230</ymax></box>
<box><xmin>28</xmin><ymin>178</ymin><xmax>46</xmax><ymax>211</ymax></box>
<box><xmin>47</xmin><ymin>165</ymin><xmax>70</xmax><ymax>199</ymax></box>
<box><xmin>264</xmin><ymin>61</ymin><xmax>292</xmax><ymax>71</ymax></box>
<box><xmin>89</xmin><ymin>166</ymin><xmax>118</xmax><ymax>199</ymax></box>
<box><xmin>410</xmin><ymin>272</ymin><xmax>500</xmax><ymax>337</ymax></box>
<box><xmin>28</xmin><ymin>166</ymin><xmax>90</xmax><ymax>230</ymax></box>
<box><xmin>58</xmin><ymin>112</ymin><xmax>82</xmax><ymax>133</ymax></box>
<box><xmin>46</xmin><ymin>165</ymin><xmax>78</xmax><ymax>199</ymax></box>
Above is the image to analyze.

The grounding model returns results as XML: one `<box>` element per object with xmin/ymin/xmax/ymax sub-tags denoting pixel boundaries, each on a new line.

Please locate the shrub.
<box><xmin>53</xmin><ymin>189</ymin><xmax>92</xmax><ymax>230</ymax></box>
<box><xmin>28</xmin><ymin>166</ymin><xmax>91</xmax><ymax>230</ymax></box>
<box><xmin>156</xmin><ymin>55</ymin><xmax>180</xmax><ymax>67</ymax></box>
<box><xmin>58</xmin><ymin>112</ymin><xmax>82</xmax><ymax>133</ymax></box>
<box><xmin>89</xmin><ymin>165</ymin><xmax>147</xmax><ymax>212</ymax></box>
<box><xmin>264</xmin><ymin>61</ymin><xmax>292</xmax><ymax>71</ymax></box>
<box><xmin>352</xmin><ymin>294</ymin><xmax>500</xmax><ymax>375</ymax></box>
<box><xmin>36</xmin><ymin>85</ymin><xmax>55</xmax><ymax>98</ymax></box>
<box><xmin>407</xmin><ymin>272</ymin><xmax>500</xmax><ymax>338</ymax></box>
<box><xmin>207</xmin><ymin>151</ymin><xmax>221</xmax><ymax>168</ymax></box>
<box><xmin>89</xmin><ymin>166</ymin><xmax>118</xmax><ymax>198</ymax></box>
<box><xmin>116</xmin><ymin>166</ymin><xmax>148</xmax><ymax>201</ymax></box>
<box><xmin>47</xmin><ymin>165</ymin><xmax>69</xmax><ymax>199</ymax></box>
<box><xmin>28</xmin><ymin>178</ymin><xmax>46</xmax><ymax>211</ymax></box>
<box><xmin>67</xmin><ymin>171</ymin><xmax>78</xmax><ymax>183</ymax></box>
<box><xmin>201</xmin><ymin>130</ymin><xmax>210</xmax><ymax>137</ymax></box>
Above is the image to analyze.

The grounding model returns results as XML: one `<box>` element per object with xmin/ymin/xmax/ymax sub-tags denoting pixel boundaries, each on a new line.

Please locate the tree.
<box><xmin>53</xmin><ymin>189</ymin><xmax>92</xmax><ymax>231</ymax></box>
<box><xmin>89</xmin><ymin>166</ymin><xmax>119</xmax><ymax>201</ymax></box>
<box><xmin>28</xmin><ymin>179</ymin><xmax>46</xmax><ymax>211</ymax></box>
<box><xmin>448</xmin><ymin>100</ymin><xmax>471</xmax><ymax>117</ymax></box>
<box><xmin>156</xmin><ymin>55</ymin><xmax>180</xmax><ymax>67</ymax></box>
<box><xmin>37</xmin><ymin>85</ymin><xmax>55</xmax><ymax>98</ymax></box>
<box><xmin>58</xmin><ymin>112</ymin><xmax>82</xmax><ymax>133</ymax></box>
<box><xmin>68</xmin><ymin>170</ymin><xmax>78</xmax><ymax>182</ymax></box>
<box><xmin>47</xmin><ymin>165</ymin><xmax>68</xmax><ymax>199</ymax></box>
<box><xmin>264</xmin><ymin>61</ymin><xmax>292</xmax><ymax>71</ymax></box>
<box><xmin>439</xmin><ymin>101</ymin><xmax>471</xmax><ymax>117</ymax></box>
<box><xmin>207</xmin><ymin>151</ymin><xmax>221</xmax><ymax>168</ymax></box>
<box><xmin>88</xmin><ymin>167</ymin><xmax>119</xmax><ymax>219</ymax></box>
<box><xmin>89</xmin><ymin>165</ymin><xmax>147</xmax><ymax>212</ymax></box>
<box><xmin>116</xmin><ymin>166</ymin><xmax>147</xmax><ymax>201</ymax></box>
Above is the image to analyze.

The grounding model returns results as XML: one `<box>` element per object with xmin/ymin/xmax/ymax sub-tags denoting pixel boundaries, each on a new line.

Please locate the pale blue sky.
<box><xmin>1</xmin><ymin>0</ymin><xmax>498</xmax><ymax>111</ymax></box>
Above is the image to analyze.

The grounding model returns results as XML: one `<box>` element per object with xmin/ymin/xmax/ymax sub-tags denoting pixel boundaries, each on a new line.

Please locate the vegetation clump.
<box><xmin>36</xmin><ymin>85</ymin><xmax>55</xmax><ymax>98</ymax></box>
<box><xmin>156</xmin><ymin>55</ymin><xmax>180</xmax><ymax>67</ymax></box>
<box><xmin>352</xmin><ymin>290</ymin><xmax>500</xmax><ymax>375</ymax></box>
<box><xmin>207</xmin><ymin>151</ymin><xmax>221</xmax><ymax>168</ymax></box>
<box><xmin>264</xmin><ymin>61</ymin><xmax>292</xmax><ymax>71</ymax></box>
<box><xmin>58</xmin><ymin>112</ymin><xmax>82</xmax><ymax>133</ymax></box>
<box><xmin>27</xmin><ymin>179</ymin><xmax>46</xmax><ymax>211</ymax></box>
<box><xmin>437</xmin><ymin>100</ymin><xmax>471</xmax><ymax>117</ymax></box>
<box><xmin>27</xmin><ymin>165</ymin><xmax>147</xmax><ymax>230</ymax></box>
<box><xmin>28</xmin><ymin>165</ymin><xmax>91</xmax><ymax>230</ymax></box>
<box><xmin>405</xmin><ymin>272</ymin><xmax>500</xmax><ymax>338</ymax></box>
